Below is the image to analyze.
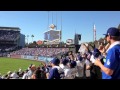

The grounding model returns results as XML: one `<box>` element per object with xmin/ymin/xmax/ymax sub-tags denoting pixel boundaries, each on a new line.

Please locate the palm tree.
<box><xmin>27</xmin><ymin>35</ymin><xmax>29</xmax><ymax>44</ymax></box>
<box><xmin>31</xmin><ymin>35</ymin><xmax>34</xmax><ymax>43</ymax></box>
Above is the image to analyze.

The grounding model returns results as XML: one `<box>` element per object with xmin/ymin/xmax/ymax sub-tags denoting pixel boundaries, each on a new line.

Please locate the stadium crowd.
<box><xmin>0</xmin><ymin>30</ymin><xmax>20</xmax><ymax>41</ymax></box>
<box><xmin>0</xmin><ymin>45</ymin><xmax>17</xmax><ymax>52</ymax></box>
<box><xmin>10</xmin><ymin>48</ymin><xmax>69</xmax><ymax>57</ymax></box>
<box><xmin>0</xmin><ymin>42</ymin><xmax>108</xmax><ymax>79</ymax></box>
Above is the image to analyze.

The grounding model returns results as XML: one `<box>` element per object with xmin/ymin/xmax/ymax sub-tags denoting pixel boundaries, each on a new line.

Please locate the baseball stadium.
<box><xmin>0</xmin><ymin>11</ymin><xmax>120</xmax><ymax>79</ymax></box>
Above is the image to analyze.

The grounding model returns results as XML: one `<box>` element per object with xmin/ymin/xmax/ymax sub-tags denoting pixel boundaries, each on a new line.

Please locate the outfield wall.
<box><xmin>10</xmin><ymin>55</ymin><xmax>54</xmax><ymax>63</ymax></box>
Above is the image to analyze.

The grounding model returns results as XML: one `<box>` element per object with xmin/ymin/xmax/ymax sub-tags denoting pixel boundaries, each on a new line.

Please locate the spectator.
<box><xmin>94</xmin><ymin>27</ymin><xmax>120</xmax><ymax>79</ymax></box>
<box><xmin>27</xmin><ymin>65</ymin><xmax>36</xmax><ymax>79</ymax></box>
<box><xmin>64</xmin><ymin>61</ymin><xmax>77</xmax><ymax>79</ymax></box>
<box><xmin>47</xmin><ymin>58</ymin><xmax>61</xmax><ymax>79</ymax></box>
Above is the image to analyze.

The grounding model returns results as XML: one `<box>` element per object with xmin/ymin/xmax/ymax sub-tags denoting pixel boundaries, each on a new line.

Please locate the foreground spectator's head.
<box><xmin>78</xmin><ymin>55</ymin><xmax>83</xmax><ymax>61</ymax></box>
<box><xmin>103</xmin><ymin>27</ymin><xmax>120</xmax><ymax>37</ymax></box>
<box><xmin>69</xmin><ymin>61</ymin><xmax>76</xmax><ymax>68</ymax></box>
<box><xmin>93</xmin><ymin>48</ymin><xmax>101</xmax><ymax>58</ymax></box>
<box><xmin>61</xmin><ymin>58</ymin><xmax>69</xmax><ymax>65</ymax></box>
<box><xmin>103</xmin><ymin>27</ymin><xmax>120</xmax><ymax>42</ymax></box>
<box><xmin>50</xmin><ymin>58</ymin><xmax>60</xmax><ymax>66</ymax></box>
<box><xmin>31</xmin><ymin>65</ymin><xmax>36</xmax><ymax>71</ymax></box>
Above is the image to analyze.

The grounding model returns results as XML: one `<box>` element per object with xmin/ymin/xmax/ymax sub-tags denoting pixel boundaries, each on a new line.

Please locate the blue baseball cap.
<box><xmin>50</xmin><ymin>58</ymin><xmax>60</xmax><ymax>65</ymax></box>
<box><xmin>70</xmin><ymin>61</ymin><xmax>76</xmax><ymax>68</ymax></box>
<box><xmin>78</xmin><ymin>55</ymin><xmax>82</xmax><ymax>61</ymax></box>
<box><xmin>61</xmin><ymin>58</ymin><xmax>69</xmax><ymax>65</ymax></box>
<box><xmin>103</xmin><ymin>27</ymin><xmax>120</xmax><ymax>37</ymax></box>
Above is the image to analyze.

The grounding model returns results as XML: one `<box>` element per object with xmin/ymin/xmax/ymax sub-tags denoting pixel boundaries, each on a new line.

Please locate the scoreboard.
<box><xmin>44</xmin><ymin>30</ymin><xmax>61</xmax><ymax>41</ymax></box>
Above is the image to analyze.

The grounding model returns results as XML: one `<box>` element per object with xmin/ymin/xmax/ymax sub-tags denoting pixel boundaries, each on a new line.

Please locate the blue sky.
<box><xmin>0</xmin><ymin>11</ymin><xmax>120</xmax><ymax>44</ymax></box>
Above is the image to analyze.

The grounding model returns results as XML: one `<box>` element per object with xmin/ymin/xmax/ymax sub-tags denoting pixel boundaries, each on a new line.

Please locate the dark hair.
<box><xmin>93</xmin><ymin>48</ymin><xmax>101</xmax><ymax>58</ymax></box>
<box><xmin>34</xmin><ymin>69</ymin><xmax>46</xmax><ymax>79</ymax></box>
<box><xmin>61</xmin><ymin>58</ymin><xmax>69</xmax><ymax>65</ymax></box>
<box><xmin>111</xmin><ymin>36</ymin><xmax>120</xmax><ymax>41</ymax></box>
<box><xmin>70</xmin><ymin>61</ymin><xmax>76</xmax><ymax>68</ymax></box>
<box><xmin>61</xmin><ymin>54</ymin><xmax>66</xmax><ymax>59</ymax></box>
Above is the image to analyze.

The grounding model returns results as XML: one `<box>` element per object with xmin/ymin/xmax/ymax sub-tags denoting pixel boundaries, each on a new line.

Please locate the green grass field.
<box><xmin>0</xmin><ymin>57</ymin><xmax>43</xmax><ymax>75</ymax></box>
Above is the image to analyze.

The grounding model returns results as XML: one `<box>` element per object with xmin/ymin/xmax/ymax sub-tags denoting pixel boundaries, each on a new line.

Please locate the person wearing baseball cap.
<box><xmin>64</xmin><ymin>61</ymin><xmax>77</xmax><ymax>79</ymax></box>
<box><xmin>59</xmin><ymin>58</ymin><xmax>69</xmax><ymax>69</ymax></box>
<box><xmin>103</xmin><ymin>27</ymin><xmax>120</xmax><ymax>38</ymax></box>
<box><xmin>47</xmin><ymin>58</ymin><xmax>61</xmax><ymax>79</ymax></box>
<box><xmin>94</xmin><ymin>27</ymin><xmax>120</xmax><ymax>79</ymax></box>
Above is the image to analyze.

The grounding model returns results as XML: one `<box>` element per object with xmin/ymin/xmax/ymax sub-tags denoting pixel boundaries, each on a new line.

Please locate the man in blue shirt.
<box><xmin>47</xmin><ymin>58</ymin><xmax>61</xmax><ymax>79</ymax></box>
<box><xmin>94</xmin><ymin>27</ymin><xmax>120</xmax><ymax>79</ymax></box>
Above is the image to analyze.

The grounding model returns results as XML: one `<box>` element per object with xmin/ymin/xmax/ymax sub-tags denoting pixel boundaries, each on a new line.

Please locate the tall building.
<box><xmin>74</xmin><ymin>33</ymin><xmax>81</xmax><ymax>45</ymax></box>
<box><xmin>74</xmin><ymin>33</ymin><xmax>81</xmax><ymax>53</ymax></box>
<box><xmin>19</xmin><ymin>33</ymin><xmax>25</xmax><ymax>48</ymax></box>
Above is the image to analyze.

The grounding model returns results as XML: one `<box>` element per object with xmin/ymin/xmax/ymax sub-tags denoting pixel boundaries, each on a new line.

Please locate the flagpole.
<box><xmin>56</xmin><ymin>11</ymin><xmax>57</xmax><ymax>30</ymax></box>
<box><xmin>60</xmin><ymin>11</ymin><xmax>62</xmax><ymax>43</ymax></box>
<box><xmin>48</xmin><ymin>11</ymin><xmax>49</xmax><ymax>30</ymax></box>
<box><xmin>52</xmin><ymin>11</ymin><xmax>53</xmax><ymax>24</ymax></box>
<box><xmin>93</xmin><ymin>23</ymin><xmax>95</xmax><ymax>42</ymax></box>
<box><xmin>94</xmin><ymin>24</ymin><xmax>96</xmax><ymax>41</ymax></box>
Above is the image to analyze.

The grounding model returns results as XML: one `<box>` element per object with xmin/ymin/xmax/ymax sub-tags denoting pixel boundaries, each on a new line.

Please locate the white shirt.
<box><xmin>106</xmin><ymin>41</ymin><xmax>120</xmax><ymax>53</ymax></box>
<box><xmin>10</xmin><ymin>72</ymin><xmax>19</xmax><ymax>79</ymax></box>
<box><xmin>64</xmin><ymin>68</ymin><xmax>77</xmax><ymax>79</ymax></box>
<box><xmin>27</xmin><ymin>70</ymin><xmax>33</xmax><ymax>79</ymax></box>
<box><xmin>90</xmin><ymin>55</ymin><xmax>95</xmax><ymax>63</ymax></box>
<box><xmin>22</xmin><ymin>73</ymin><xmax>28</xmax><ymax>79</ymax></box>
<box><xmin>76</xmin><ymin>60</ymin><xmax>84</xmax><ymax>69</ymax></box>
<box><xmin>53</xmin><ymin>66</ymin><xmax>64</xmax><ymax>74</ymax></box>
<box><xmin>59</xmin><ymin>64</ymin><xmax>69</xmax><ymax>70</ymax></box>
<box><xmin>85</xmin><ymin>59</ymin><xmax>91</xmax><ymax>77</ymax></box>
<box><xmin>76</xmin><ymin>60</ymin><xmax>86</xmax><ymax>77</ymax></box>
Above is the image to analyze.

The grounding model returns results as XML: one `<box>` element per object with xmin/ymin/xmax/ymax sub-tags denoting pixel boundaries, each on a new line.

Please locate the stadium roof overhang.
<box><xmin>0</xmin><ymin>26</ymin><xmax>21</xmax><ymax>31</ymax></box>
